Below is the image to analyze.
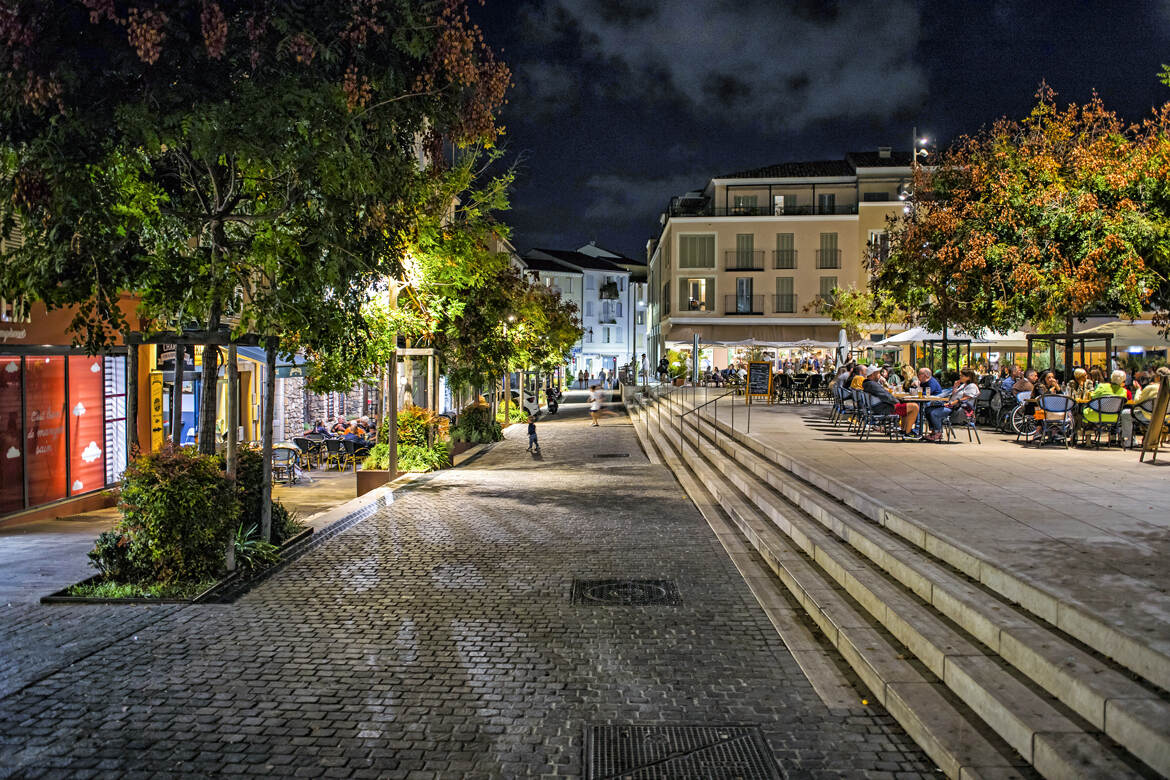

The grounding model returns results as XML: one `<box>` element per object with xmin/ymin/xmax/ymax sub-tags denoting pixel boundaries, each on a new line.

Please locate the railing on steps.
<box><xmin>674</xmin><ymin>387</ymin><xmax>741</xmax><ymax>457</ymax></box>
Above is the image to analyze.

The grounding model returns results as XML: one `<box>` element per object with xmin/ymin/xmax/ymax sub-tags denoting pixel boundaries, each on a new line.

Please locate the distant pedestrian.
<box><xmin>588</xmin><ymin>385</ymin><xmax>602</xmax><ymax>426</ymax></box>
<box><xmin>657</xmin><ymin>357</ymin><xmax>669</xmax><ymax>382</ymax></box>
<box><xmin>526</xmin><ymin>418</ymin><xmax>540</xmax><ymax>453</ymax></box>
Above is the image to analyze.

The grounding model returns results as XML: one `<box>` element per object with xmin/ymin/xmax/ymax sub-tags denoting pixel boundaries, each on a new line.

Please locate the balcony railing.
<box><xmin>599</xmin><ymin>281</ymin><xmax>620</xmax><ymax>300</ymax></box>
<box><xmin>772</xmin><ymin>294</ymin><xmax>796</xmax><ymax>313</ymax></box>
<box><xmin>815</xmin><ymin>249</ymin><xmax>841</xmax><ymax>269</ymax></box>
<box><xmin>724</xmin><ymin>250</ymin><xmax>765</xmax><ymax>271</ymax></box>
<box><xmin>773</xmin><ymin>249</ymin><xmax>797</xmax><ymax>269</ymax></box>
<box><xmin>666</xmin><ymin>200</ymin><xmax>859</xmax><ymax>218</ymax></box>
<box><xmin>724</xmin><ymin>294</ymin><xmax>764</xmax><ymax>315</ymax></box>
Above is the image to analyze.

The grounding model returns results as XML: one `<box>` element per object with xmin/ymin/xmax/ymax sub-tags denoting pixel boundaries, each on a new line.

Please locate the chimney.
<box><xmin>878</xmin><ymin>146</ymin><xmax>892</xmax><ymax>159</ymax></box>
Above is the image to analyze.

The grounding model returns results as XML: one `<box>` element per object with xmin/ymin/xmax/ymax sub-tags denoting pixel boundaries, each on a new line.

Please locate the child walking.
<box><xmin>526</xmin><ymin>418</ymin><xmax>540</xmax><ymax>453</ymax></box>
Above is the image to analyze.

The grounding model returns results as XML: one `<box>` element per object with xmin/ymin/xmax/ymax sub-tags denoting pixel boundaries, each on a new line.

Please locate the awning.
<box><xmin>233</xmin><ymin>347</ymin><xmax>312</xmax><ymax>377</ymax></box>
<box><xmin>1077</xmin><ymin>321</ymin><xmax>1170</xmax><ymax>349</ymax></box>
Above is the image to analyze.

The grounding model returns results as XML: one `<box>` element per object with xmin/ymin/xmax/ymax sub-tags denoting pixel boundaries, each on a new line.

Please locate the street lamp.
<box><xmin>503</xmin><ymin>313</ymin><xmax>516</xmax><ymax>427</ymax></box>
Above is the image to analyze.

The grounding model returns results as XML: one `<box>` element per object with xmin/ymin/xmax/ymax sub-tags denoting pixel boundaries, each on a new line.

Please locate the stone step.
<box><xmin>629</xmin><ymin>398</ymin><xmax>1034</xmax><ymax>779</ymax></box>
<box><xmin>659</xmin><ymin>393</ymin><xmax>1170</xmax><ymax>778</ymax></box>
<box><xmin>637</xmin><ymin>394</ymin><xmax>1155</xmax><ymax>778</ymax></box>
<box><xmin>689</xmin><ymin>393</ymin><xmax>1170</xmax><ymax>701</ymax></box>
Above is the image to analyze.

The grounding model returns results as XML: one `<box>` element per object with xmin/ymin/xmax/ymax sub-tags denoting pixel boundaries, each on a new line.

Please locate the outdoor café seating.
<box><xmin>1033</xmin><ymin>394</ymin><xmax>1076</xmax><ymax>448</ymax></box>
<box><xmin>1079</xmin><ymin>395</ymin><xmax>1127</xmax><ymax>449</ymax></box>
<box><xmin>271</xmin><ymin>445</ymin><xmax>299</xmax><ymax>484</ymax></box>
<box><xmin>322</xmin><ymin>438</ymin><xmax>347</xmax><ymax>470</ymax></box>
<box><xmin>293</xmin><ymin>437</ymin><xmax>322</xmax><ymax>469</ymax></box>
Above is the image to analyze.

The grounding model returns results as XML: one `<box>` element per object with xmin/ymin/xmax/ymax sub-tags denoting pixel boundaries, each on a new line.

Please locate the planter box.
<box><xmin>356</xmin><ymin>469</ymin><xmax>390</xmax><ymax>497</ymax></box>
<box><xmin>673</xmin><ymin>377</ymin><xmax>686</xmax><ymax>386</ymax></box>
<box><xmin>41</xmin><ymin>526</ymin><xmax>314</xmax><ymax>605</ymax></box>
<box><xmin>451</xmin><ymin>441</ymin><xmax>474</xmax><ymax>458</ymax></box>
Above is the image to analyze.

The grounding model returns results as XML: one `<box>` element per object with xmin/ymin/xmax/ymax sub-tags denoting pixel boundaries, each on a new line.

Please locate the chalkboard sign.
<box><xmin>1140</xmin><ymin>380</ymin><xmax>1170</xmax><ymax>463</ymax></box>
<box><xmin>747</xmin><ymin>361</ymin><xmax>772</xmax><ymax>401</ymax></box>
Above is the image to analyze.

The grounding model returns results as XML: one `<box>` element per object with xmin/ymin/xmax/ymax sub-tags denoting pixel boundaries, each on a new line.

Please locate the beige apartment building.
<box><xmin>647</xmin><ymin>149</ymin><xmax>912</xmax><ymax>363</ymax></box>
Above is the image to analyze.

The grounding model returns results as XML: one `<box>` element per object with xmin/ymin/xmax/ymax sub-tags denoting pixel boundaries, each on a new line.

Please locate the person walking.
<box><xmin>588</xmin><ymin>384</ymin><xmax>602</xmax><ymax>426</ymax></box>
<box><xmin>526</xmin><ymin>417</ymin><xmax>540</xmax><ymax>453</ymax></box>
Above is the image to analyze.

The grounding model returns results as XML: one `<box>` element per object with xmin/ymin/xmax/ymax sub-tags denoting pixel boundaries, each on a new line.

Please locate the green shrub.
<box><xmin>397</xmin><ymin>441</ymin><xmax>451</xmax><ymax>472</ymax></box>
<box><xmin>117</xmin><ymin>446</ymin><xmax>238</xmax><ymax>583</ymax></box>
<box><xmin>495</xmin><ymin>404</ymin><xmax>528</xmax><ymax>424</ymax></box>
<box><xmin>65</xmin><ymin>579</ymin><xmax>216</xmax><ymax>600</ymax></box>
<box><xmin>397</xmin><ymin>405</ymin><xmax>431</xmax><ymax>446</ymax></box>
<box><xmin>451</xmin><ymin>402</ymin><xmax>502</xmax><ymax>443</ymax></box>
<box><xmin>87</xmin><ymin>530</ymin><xmax>148</xmax><ymax>582</ymax></box>
<box><xmin>362</xmin><ymin>442</ymin><xmax>391</xmax><ymax>470</ymax></box>
<box><xmin>271</xmin><ymin>503</ymin><xmax>305</xmax><ymax>545</ymax></box>
<box><xmin>234</xmin><ymin>523</ymin><xmax>281</xmax><ymax>572</ymax></box>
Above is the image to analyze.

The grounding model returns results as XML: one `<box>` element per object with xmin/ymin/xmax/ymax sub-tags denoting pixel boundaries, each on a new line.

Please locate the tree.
<box><xmin>1</xmin><ymin>0</ymin><xmax>510</xmax><ymax>539</ymax></box>
<box><xmin>874</xmin><ymin>87</ymin><xmax>1162</xmax><ymax>374</ymax></box>
<box><xmin>0</xmin><ymin>0</ymin><xmax>510</xmax><ymax>452</ymax></box>
<box><xmin>804</xmin><ymin>285</ymin><xmax>902</xmax><ymax>356</ymax></box>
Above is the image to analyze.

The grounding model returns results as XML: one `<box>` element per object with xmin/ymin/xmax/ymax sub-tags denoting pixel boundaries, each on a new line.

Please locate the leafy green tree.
<box><xmin>804</xmin><ymin>285</ymin><xmax>903</xmax><ymax>354</ymax></box>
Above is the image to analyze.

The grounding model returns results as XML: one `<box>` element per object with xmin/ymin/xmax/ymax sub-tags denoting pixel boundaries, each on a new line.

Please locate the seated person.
<box><xmin>924</xmin><ymin>368</ymin><xmax>979</xmax><ymax>442</ymax></box>
<box><xmin>331</xmin><ymin>416</ymin><xmax>348</xmax><ymax>433</ymax></box>
<box><xmin>1063</xmin><ymin>367</ymin><xmax>1093</xmax><ymax>400</ymax></box>
<box><xmin>1013</xmin><ymin>368</ymin><xmax>1037</xmax><ymax>404</ymax></box>
<box><xmin>999</xmin><ymin>366</ymin><xmax>1019</xmax><ymax>395</ymax></box>
<box><xmin>341</xmin><ymin>426</ymin><xmax>372</xmax><ymax>452</ymax></box>
<box><xmin>862</xmin><ymin>367</ymin><xmax>919</xmax><ymax>437</ymax></box>
<box><xmin>1082</xmin><ymin>369</ymin><xmax>1128</xmax><ymax>426</ymax></box>
<box><xmin>1136</xmin><ymin>366</ymin><xmax>1169</xmax><ymax>404</ymax></box>
<box><xmin>916</xmin><ymin>367</ymin><xmax>943</xmax><ymax>396</ymax></box>
<box><xmin>848</xmin><ymin>365</ymin><xmax>867</xmax><ymax>391</ymax></box>
<box><xmin>311</xmin><ymin>420</ymin><xmax>330</xmax><ymax>435</ymax></box>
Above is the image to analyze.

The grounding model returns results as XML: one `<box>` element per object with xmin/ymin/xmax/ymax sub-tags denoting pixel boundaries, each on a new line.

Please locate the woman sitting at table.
<box><xmin>1082</xmin><ymin>370</ymin><xmax>1128</xmax><ymax>427</ymax></box>
<box><xmin>923</xmin><ymin>368</ymin><xmax>979</xmax><ymax>442</ymax></box>
<box><xmin>311</xmin><ymin>419</ymin><xmax>330</xmax><ymax>436</ymax></box>
<box><xmin>1063</xmin><ymin>367</ymin><xmax>1093</xmax><ymax>400</ymax></box>
<box><xmin>862</xmin><ymin>367</ymin><xmax>920</xmax><ymax>437</ymax></box>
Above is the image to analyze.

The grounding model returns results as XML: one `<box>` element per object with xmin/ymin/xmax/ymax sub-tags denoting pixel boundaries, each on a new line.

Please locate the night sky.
<box><xmin>472</xmin><ymin>1</ymin><xmax>1170</xmax><ymax>259</ymax></box>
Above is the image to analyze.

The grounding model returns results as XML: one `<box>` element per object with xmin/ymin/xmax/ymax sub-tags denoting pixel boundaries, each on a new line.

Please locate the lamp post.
<box><xmin>503</xmin><ymin>313</ymin><xmax>516</xmax><ymax>428</ymax></box>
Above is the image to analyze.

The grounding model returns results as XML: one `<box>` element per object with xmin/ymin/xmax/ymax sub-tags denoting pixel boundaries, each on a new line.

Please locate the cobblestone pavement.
<box><xmin>0</xmin><ymin>404</ymin><xmax>935</xmax><ymax>778</ymax></box>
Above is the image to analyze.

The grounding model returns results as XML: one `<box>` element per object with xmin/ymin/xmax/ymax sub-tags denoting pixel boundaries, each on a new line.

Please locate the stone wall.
<box><xmin>282</xmin><ymin>377</ymin><xmax>306</xmax><ymax>439</ymax></box>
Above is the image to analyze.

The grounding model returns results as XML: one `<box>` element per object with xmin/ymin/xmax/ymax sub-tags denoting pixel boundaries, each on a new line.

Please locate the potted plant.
<box><xmin>357</xmin><ymin>443</ymin><xmax>392</xmax><ymax>496</ymax></box>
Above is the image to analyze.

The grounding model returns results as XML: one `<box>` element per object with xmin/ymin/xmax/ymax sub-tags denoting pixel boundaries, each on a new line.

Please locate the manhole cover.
<box><xmin>592</xmin><ymin>453</ymin><xmax>630</xmax><ymax>459</ymax></box>
<box><xmin>585</xmin><ymin>724</ymin><xmax>779</xmax><ymax>779</ymax></box>
<box><xmin>572</xmin><ymin>579</ymin><xmax>680</xmax><ymax>606</ymax></box>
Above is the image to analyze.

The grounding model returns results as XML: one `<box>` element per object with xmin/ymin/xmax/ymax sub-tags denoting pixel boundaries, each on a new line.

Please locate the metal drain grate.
<box><xmin>571</xmin><ymin>579</ymin><xmax>680</xmax><ymax>606</ymax></box>
<box><xmin>585</xmin><ymin>724</ymin><xmax>779</xmax><ymax>779</ymax></box>
<box><xmin>592</xmin><ymin>453</ymin><xmax>630</xmax><ymax>459</ymax></box>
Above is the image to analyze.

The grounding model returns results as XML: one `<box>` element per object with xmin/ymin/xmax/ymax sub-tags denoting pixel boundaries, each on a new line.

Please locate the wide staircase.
<box><xmin>626</xmin><ymin>386</ymin><xmax>1170</xmax><ymax>779</ymax></box>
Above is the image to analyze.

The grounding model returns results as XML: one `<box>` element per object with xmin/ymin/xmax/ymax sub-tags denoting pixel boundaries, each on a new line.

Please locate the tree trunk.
<box><xmin>126</xmin><ymin>337</ymin><xmax>139</xmax><ymax>452</ymax></box>
<box><xmin>260</xmin><ymin>337</ymin><xmax>276</xmax><ymax>543</ymax></box>
<box><xmin>170</xmin><ymin>345</ymin><xmax>185</xmax><ymax>446</ymax></box>
<box><xmin>387</xmin><ymin>284</ymin><xmax>398</xmax><ymax>478</ymax></box>
<box><xmin>226</xmin><ymin>343</ymin><xmax>239</xmax><ymax>478</ymax></box>
<box><xmin>198</xmin><ymin>344</ymin><xmax>220</xmax><ymax>455</ymax></box>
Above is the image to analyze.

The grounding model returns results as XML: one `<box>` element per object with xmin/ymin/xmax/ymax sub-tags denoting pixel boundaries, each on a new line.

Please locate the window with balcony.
<box><xmin>725</xmin><ymin>278</ymin><xmax>761</xmax><ymax>314</ymax></box>
<box><xmin>774</xmin><ymin>233</ymin><xmax>796</xmax><ymax>269</ymax></box>
<box><xmin>602</xmin><ymin>327</ymin><xmax>611</xmax><ymax>344</ymax></box>
<box><xmin>817</xmin><ymin>193</ymin><xmax>836</xmax><ymax>214</ymax></box>
<box><xmin>724</xmin><ymin>233</ymin><xmax>763</xmax><ymax>271</ymax></box>
<box><xmin>816</xmin><ymin>232</ymin><xmax>841</xmax><ymax>268</ymax></box>
<box><xmin>863</xmin><ymin>191</ymin><xmax>891</xmax><ymax>202</ymax></box>
<box><xmin>819</xmin><ymin>276</ymin><xmax>838</xmax><ymax>304</ymax></box>
<box><xmin>679</xmin><ymin>235</ymin><xmax>715</xmax><ymax>268</ymax></box>
<box><xmin>681</xmin><ymin>277</ymin><xmax>714</xmax><ymax>311</ymax></box>
<box><xmin>774</xmin><ymin>277</ymin><xmax>795</xmax><ymax>313</ymax></box>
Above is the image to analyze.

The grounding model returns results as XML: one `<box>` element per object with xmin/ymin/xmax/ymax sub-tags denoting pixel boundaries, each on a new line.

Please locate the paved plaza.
<box><xmin>0</xmin><ymin>402</ymin><xmax>933</xmax><ymax>778</ymax></box>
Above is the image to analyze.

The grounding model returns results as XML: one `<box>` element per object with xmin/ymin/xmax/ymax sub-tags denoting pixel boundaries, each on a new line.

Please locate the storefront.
<box><xmin>1</xmin><ymin>349</ymin><xmax>131</xmax><ymax>519</ymax></box>
<box><xmin>0</xmin><ymin>299</ymin><xmax>153</xmax><ymax>522</ymax></box>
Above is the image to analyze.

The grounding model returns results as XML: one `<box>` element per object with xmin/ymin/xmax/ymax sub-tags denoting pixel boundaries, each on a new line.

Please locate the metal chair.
<box><xmin>941</xmin><ymin>403</ymin><xmax>981</xmax><ymax>443</ymax></box>
<box><xmin>973</xmin><ymin>387</ymin><xmax>995</xmax><ymax>426</ymax></box>
<box><xmin>271</xmin><ymin>446</ymin><xmax>298</xmax><ymax>484</ymax></box>
<box><xmin>293</xmin><ymin>437</ymin><xmax>319</xmax><ymax>469</ymax></box>
<box><xmin>1034</xmin><ymin>394</ymin><xmax>1075</xmax><ymax>448</ymax></box>
<box><xmin>1080</xmin><ymin>395</ymin><xmax>1127</xmax><ymax>448</ymax></box>
<box><xmin>341</xmin><ymin>439</ymin><xmax>365</xmax><ymax>471</ymax></box>
<box><xmin>322</xmin><ymin>438</ymin><xmax>345</xmax><ymax>470</ymax></box>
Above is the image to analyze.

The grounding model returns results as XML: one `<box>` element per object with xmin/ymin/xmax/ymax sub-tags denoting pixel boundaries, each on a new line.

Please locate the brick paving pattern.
<box><xmin>0</xmin><ymin>405</ymin><xmax>934</xmax><ymax>778</ymax></box>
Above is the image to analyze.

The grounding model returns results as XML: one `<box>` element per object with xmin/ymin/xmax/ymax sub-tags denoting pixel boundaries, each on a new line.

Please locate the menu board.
<box><xmin>747</xmin><ymin>361</ymin><xmax>772</xmax><ymax>400</ymax></box>
<box><xmin>1140</xmin><ymin>381</ymin><xmax>1170</xmax><ymax>463</ymax></box>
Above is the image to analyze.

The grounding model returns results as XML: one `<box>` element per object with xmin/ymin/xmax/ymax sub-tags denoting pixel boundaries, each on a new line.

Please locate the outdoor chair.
<box><xmin>830</xmin><ymin>383</ymin><xmax>854</xmax><ymax>426</ymax></box>
<box><xmin>1132</xmin><ymin>399</ymin><xmax>1155</xmax><ymax>445</ymax></box>
<box><xmin>848</xmin><ymin>389</ymin><xmax>864</xmax><ymax>433</ymax></box>
<box><xmin>942</xmin><ymin>403</ymin><xmax>981</xmax><ymax>444</ymax></box>
<box><xmin>1033</xmin><ymin>394</ymin><xmax>1075</xmax><ymax>448</ymax></box>
<box><xmin>973</xmin><ymin>387</ymin><xmax>995</xmax><ymax>426</ymax></box>
<box><xmin>293</xmin><ymin>437</ymin><xmax>320</xmax><ymax>469</ymax></box>
<box><xmin>322</xmin><ymin>438</ymin><xmax>346</xmax><ymax>470</ymax></box>
<box><xmin>862</xmin><ymin>393</ymin><xmax>903</xmax><ymax>441</ymax></box>
<box><xmin>776</xmin><ymin>373</ymin><xmax>793</xmax><ymax>404</ymax></box>
<box><xmin>271</xmin><ymin>446</ymin><xmax>298</xmax><ymax>485</ymax></box>
<box><xmin>340</xmin><ymin>439</ymin><xmax>364</xmax><ymax>471</ymax></box>
<box><xmin>1079</xmin><ymin>395</ymin><xmax>1127</xmax><ymax>448</ymax></box>
<box><xmin>807</xmin><ymin>374</ymin><xmax>822</xmax><ymax>404</ymax></box>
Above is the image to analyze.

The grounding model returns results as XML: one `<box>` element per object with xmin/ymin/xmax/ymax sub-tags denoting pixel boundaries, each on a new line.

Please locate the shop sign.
<box><xmin>149</xmin><ymin>374</ymin><xmax>164</xmax><ymax>449</ymax></box>
<box><xmin>276</xmin><ymin>365</ymin><xmax>308</xmax><ymax>379</ymax></box>
<box><xmin>156</xmin><ymin>344</ymin><xmax>195</xmax><ymax>371</ymax></box>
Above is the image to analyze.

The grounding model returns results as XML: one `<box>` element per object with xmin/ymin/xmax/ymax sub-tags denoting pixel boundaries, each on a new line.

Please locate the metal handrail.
<box><xmin>671</xmin><ymin>386</ymin><xmax>744</xmax><ymax>454</ymax></box>
<box><xmin>678</xmin><ymin>388</ymin><xmax>737</xmax><ymax>418</ymax></box>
